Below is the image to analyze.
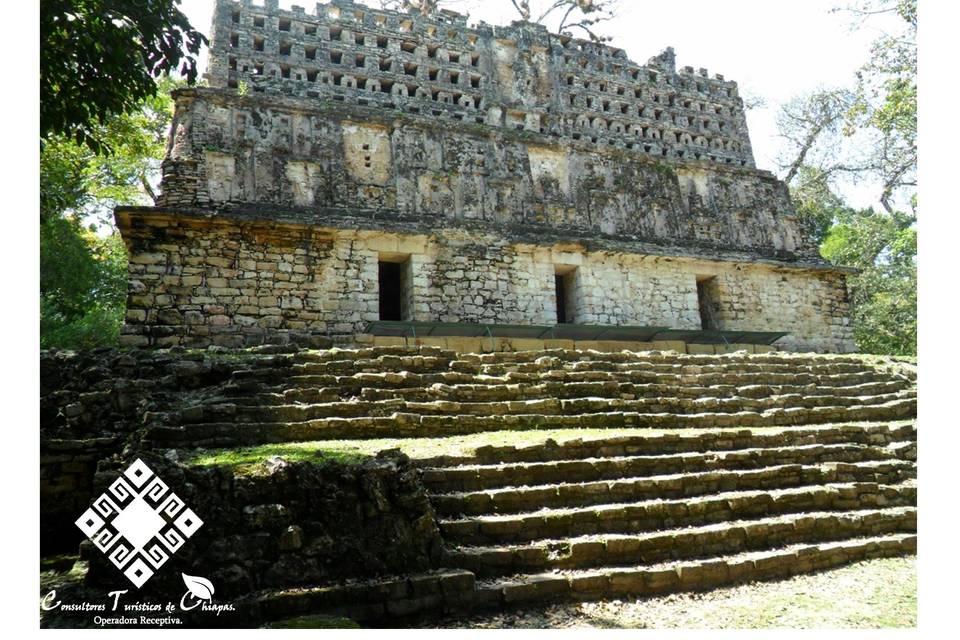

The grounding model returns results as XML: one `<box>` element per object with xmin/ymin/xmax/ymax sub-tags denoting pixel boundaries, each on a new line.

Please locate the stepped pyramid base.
<box><xmin>41</xmin><ymin>347</ymin><xmax>917</xmax><ymax>627</ymax></box>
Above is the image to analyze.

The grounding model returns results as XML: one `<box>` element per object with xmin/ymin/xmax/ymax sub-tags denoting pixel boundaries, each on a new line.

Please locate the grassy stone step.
<box><xmin>445</xmin><ymin>507</ymin><xmax>917</xmax><ymax>576</ymax></box>
<box><xmin>439</xmin><ymin>481</ymin><xmax>917</xmax><ymax>545</ymax></box>
<box><xmin>149</xmin><ymin>398</ymin><xmax>917</xmax><ymax>447</ymax></box>
<box><xmin>421</xmin><ymin>442</ymin><xmax>907</xmax><ymax>493</ymax></box>
<box><xmin>430</xmin><ymin>460</ymin><xmax>916</xmax><ymax>516</ymax></box>
<box><xmin>418</xmin><ymin>422</ymin><xmax>917</xmax><ymax>467</ymax></box>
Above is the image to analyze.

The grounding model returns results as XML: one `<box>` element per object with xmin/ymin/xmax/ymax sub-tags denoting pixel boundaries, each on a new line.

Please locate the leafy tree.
<box><xmin>779</xmin><ymin>0</ymin><xmax>916</xmax><ymax>213</ymax></box>
<box><xmin>788</xmin><ymin>171</ymin><xmax>916</xmax><ymax>356</ymax></box>
<box><xmin>40</xmin><ymin>0</ymin><xmax>206</xmax><ymax>152</ymax></box>
<box><xmin>40</xmin><ymin>218</ymin><xmax>128</xmax><ymax>349</ymax></box>
<box><xmin>776</xmin><ymin>89</ymin><xmax>856</xmax><ymax>186</ymax></box>
<box><xmin>775</xmin><ymin>1</ymin><xmax>917</xmax><ymax>356</ymax></box>
<box><xmin>40</xmin><ymin>78</ymin><xmax>178</xmax><ymax>349</ymax></box>
<box><xmin>790</xmin><ymin>166</ymin><xmax>854</xmax><ymax>245</ymax></box>
<box><xmin>821</xmin><ymin>207</ymin><xmax>916</xmax><ymax>356</ymax></box>
<box><xmin>841</xmin><ymin>0</ymin><xmax>917</xmax><ymax>213</ymax></box>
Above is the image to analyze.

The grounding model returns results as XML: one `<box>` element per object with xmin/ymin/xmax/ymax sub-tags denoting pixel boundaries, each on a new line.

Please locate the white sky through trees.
<box><xmin>180</xmin><ymin>0</ymin><xmax>904</xmax><ymax>210</ymax></box>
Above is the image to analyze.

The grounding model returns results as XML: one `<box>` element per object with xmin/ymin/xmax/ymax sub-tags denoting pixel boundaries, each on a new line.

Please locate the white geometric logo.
<box><xmin>75</xmin><ymin>459</ymin><xmax>203</xmax><ymax>588</ymax></box>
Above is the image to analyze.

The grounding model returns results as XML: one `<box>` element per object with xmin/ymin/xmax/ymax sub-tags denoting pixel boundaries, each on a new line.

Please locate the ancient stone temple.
<box><xmin>116</xmin><ymin>0</ymin><xmax>855</xmax><ymax>353</ymax></box>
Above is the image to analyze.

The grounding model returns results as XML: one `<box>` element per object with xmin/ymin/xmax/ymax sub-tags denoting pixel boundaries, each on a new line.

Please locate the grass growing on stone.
<box><xmin>424</xmin><ymin>556</ymin><xmax>917</xmax><ymax>629</ymax></box>
<box><xmin>186</xmin><ymin>444</ymin><xmax>372</xmax><ymax>469</ymax></box>
<box><xmin>40</xmin><ymin>554</ymin><xmax>80</xmax><ymax>573</ymax></box>
<box><xmin>264</xmin><ymin>615</ymin><xmax>361</xmax><ymax>629</ymax></box>
<box><xmin>182</xmin><ymin>420</ymin><xmax>914</xmax><ymax>468</ymax></box>
<box><xmin>182</xmin><ymin>428</ymin><xmax>715</xmax><ymax>468</ymax></box>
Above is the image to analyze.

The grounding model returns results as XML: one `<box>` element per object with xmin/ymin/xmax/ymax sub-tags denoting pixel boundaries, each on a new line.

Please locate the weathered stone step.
<box><xmin>457</xmin><ymin>350</ymin><xmax>905</xmax><ymax>369</ymax></box>
<box><xmin>445</xmin><ymin>507</ymin><xmax>916</xmax><ymax>577</ymax></box>
<box><xmin>461</xmin><ymin>360</ymin><xmax>882</xmax><ymax>378</ymax></box>
<box><xmin>248</xmin><ymin>533</ymin><xmax>916</xmax><ymax>623</ymax></box>
<box><xmin>421</xmin><ymin>442</ymin><xmax>909</xmax><ymax>493</ymax></box>
<box><xmin>179</xmin><ymin>390</ymin><xmax>915</xmax><ymax>425</ymax></box>
<box><xmin>148</xmin><ymin>398</ymin><xmax>917</xmax><ymax>447</ymax></box>
<box><xmin>477</xmin><ymin>533</ymin><xmax>917</xmax><ymax>606</ymax></box>
<box><xmin>225</xmin><ymin>378</ymin><xmax>912</xmax><ymax>409</ymax></box>
<box><xmin>231</xmin><ymin>350</ymin><xmax>888</xmax><ymax>378</ymax></box>
<box><xmin>249</xmin><ymin>568</ymin><xmax>477</xmax><ymax>624</ymax></box>
<box><xmin>351</xmin><ymin>379</ymin><xmax>911</xmax><ymax>404</ymax></box>
<box><xmin>438</xmin><ymin>481</ymin><xmax>917</xmax><ymax>545</ymax></box>
<box><xmin>227</xmin><ymin>368</ymin><xmax>900</xmax><ymax>395</ymax></box>
<box><xmin>417</xmin><ymin>422</ymin><xmax>917</xmax><ymax>468</ymax></box>
<box><xmin>430</xmin><ymin>460</ymin><xmax>916</xmax><ymax>517</ymax></box>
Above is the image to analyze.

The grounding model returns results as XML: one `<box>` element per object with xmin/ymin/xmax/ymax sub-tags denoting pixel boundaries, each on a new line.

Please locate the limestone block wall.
<box><xmin>117</xmin><ymin>210</ymin><xmax>854</xmax><ymax>353</ymax></box>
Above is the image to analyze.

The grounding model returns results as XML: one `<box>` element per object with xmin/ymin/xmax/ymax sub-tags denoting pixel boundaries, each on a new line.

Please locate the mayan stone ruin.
<box><xmin>115</xmin><ymin>0</ymin><xmax>856</xmax><ymax>354</ymax></box>
<box><xmin>40</xmin><ymin>0</ymin><xmax>918</xmax><ymax>629</ymax></box>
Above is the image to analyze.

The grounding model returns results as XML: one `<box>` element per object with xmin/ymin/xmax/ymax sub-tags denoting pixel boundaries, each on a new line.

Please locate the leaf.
<box><xmin>181</xmin><ymin>573</ymin><xmax>215</xmax><ymax>600</ymax></box>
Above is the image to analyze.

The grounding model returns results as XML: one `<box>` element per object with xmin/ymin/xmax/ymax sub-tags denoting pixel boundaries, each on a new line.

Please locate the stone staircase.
<box><xmin>424</xmin><ymin>424</ymin><xmax>916</xmax><ymax>599</ymax></box>
<box><xmin>146</xmin><ymin>348</ymin><xmax>916</xmax><ymax>447</ymax></box>
<box><xmin>108</xmin><ymin>347</ymin><xmax>917</xmax><ymax>624</ymax></box>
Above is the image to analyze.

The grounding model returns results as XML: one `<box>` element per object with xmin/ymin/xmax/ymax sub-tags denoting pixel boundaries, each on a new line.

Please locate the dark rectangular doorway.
<box><xmin>696</xmin><ymin>276</ymin><xmax>719</xmax><ymax>330</ymax></box>
<box><xmin>379</xmin><ymin>260</ymin><xmax>404</xmax><ymax>321</ymax></box>
<box><xmin>555</xmin><ymin>267</ymin><xmax>577</xmax><ymax>324</ymax></box>
<box><xmin>555</xmin><ymin>274</ymin><xmax>569</xmax><ymax>324</ymax></box>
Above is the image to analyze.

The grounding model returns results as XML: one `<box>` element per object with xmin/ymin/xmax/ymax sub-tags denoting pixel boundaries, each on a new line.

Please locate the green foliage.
<box><xmin>40</xmin><ymin>78</ymin><xmax>179</xmax><ymax>350</ymax></box>
<box><xmin>40</xmin><ymin>0</ymin><xmax>205</xmax><ymax>152</ymax></box>
<box><xmin>265</xmin><ymin>615</ymin><xmax>361</xmax><ymax>629</ymax></box>
<box><xmin>820</xmin><ymin>208</ymin><xmax>916</xmax><ymax>356</ymax></box>
<box><xmin>790</xmin><ymin>166</ymin><xmax>853</xmax><ymax>245</ymax></box>
<box><xmin>41</xmin><ymin>76</ymin><xmax>178</xmax><ymax>224</ymax></box>
<box><xmin>793</xmin><ymin>172</ymin><xmax>916</xmax><ymax>357</ymax></box>
<box><xmin>792</xmin><ymin>171</ymin><xmax>917</xmax><ymax>357</ymax></box>
<box><xmin>841</xmin><ymin>0</ymin><xmax>917</xmax><ymax>212</ymax></box>
<box><xmin>780</xmin><ymin>1</ymin><xmax>917</xmax><ymax>357</ymax></box>
<box><xmin>40</xmin><ymin>218</ymin><xmax>127</xmax><ymax>349</ymax></box>
<box><xmin>187</xmin><ymin>444</ymin><xmax>372</xmax><ymax>470</ymax></box>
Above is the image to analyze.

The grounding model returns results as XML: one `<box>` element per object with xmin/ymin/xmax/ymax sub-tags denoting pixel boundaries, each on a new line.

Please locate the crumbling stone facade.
<box><xmin>116</xmin><ymin>0</ymin><xmax>856</xmax><ymax>352</ymax></box>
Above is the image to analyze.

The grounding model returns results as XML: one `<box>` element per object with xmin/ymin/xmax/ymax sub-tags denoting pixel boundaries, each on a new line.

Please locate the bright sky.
<box><xmin>179</xmin><ymin>0</ymin><xmax>900</xmax><ymax>209</ymax></box>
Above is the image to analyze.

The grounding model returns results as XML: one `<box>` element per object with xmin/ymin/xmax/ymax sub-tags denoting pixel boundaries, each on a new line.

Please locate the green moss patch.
<box><xmin>180</xmin><ymin>421</ymin><xmax>910</xmax><ymax>469</ymax></box>
<box><xmin>185</xmin><ymin>444</ymin><xmax>371</xmax><ymax>469</ymax></box>
<box><xmin>264</xmin><ymin>615</ymin><xmax>361</xmax><ymax>629</ymax></box>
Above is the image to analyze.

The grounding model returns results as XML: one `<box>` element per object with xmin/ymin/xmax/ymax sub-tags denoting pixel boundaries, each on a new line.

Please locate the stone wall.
<box><xmin>117</xmin><ymin>210</ymin><xmax>854</xmax><ymax>353</ymax></box>
<box><xmin>39</xmin><ymin>347</ymin><xmax>313</xmax><ymax>554</ymax></box>
<box><xmin>82</xmin><ymin>451</ymin><xmax>442</xmax><ymax>604</ymax></box>
<box><xmin>158</xmin><ymin>89</ymin><xmax>812</xmax><ymax>262</ymax></box>
<box><xmin>207</xmin><ymin>0</ymin><xmax>754</xmax><ymax>168</ymax></box>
